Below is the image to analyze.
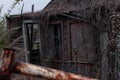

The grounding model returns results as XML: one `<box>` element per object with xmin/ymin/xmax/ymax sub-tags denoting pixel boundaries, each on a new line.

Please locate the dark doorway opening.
<box><xmin>24</xmin><ymin>22</ymin><xmax>40</xmax><ymax>65</ymax></box>
<box><xmin>44</xmin><ymin>24</ymin><xmax>62</xmax><ymax>68</ymax></box>
<box><xmin>53</xmin><ymin>24</ymin><xmax>62</xmax><ymax>60</ymax></box>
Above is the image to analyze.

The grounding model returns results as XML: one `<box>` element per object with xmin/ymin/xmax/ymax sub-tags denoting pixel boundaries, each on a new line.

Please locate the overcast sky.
<box><xmin>0</xmin><ymin>0</ymin><xmax>51</xmax><ymax>16</ymax></box>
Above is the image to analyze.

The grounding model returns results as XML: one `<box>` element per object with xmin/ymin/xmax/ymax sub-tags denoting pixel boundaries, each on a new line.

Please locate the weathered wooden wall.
<box><xmin>7</xmin><ymin>17</ymin><xmax>21</xmax><ymax>42</ymax></box>
<box><xmin>40</xmin><ymin>17</ymin><xmax>98</xmax><ymax>77</ymax></box>
<box><xmin>7</xmin><ymin>15</ymin><xmax>110</xmax><ymax>79</ymax></box>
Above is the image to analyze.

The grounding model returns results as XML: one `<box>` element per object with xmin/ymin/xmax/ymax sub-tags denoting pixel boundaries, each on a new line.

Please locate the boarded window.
<box><xmin>43</xmin><ymin>24</ymin><xmax>62</xmax><ymax>68</ymax></box>
<box><xmin>50</xmin><ymin>24</ymin><xmax>62</xmax><ymax>60</ymax></box>
<box><xmin>70</xmin><ymin>22</ymin><xmax>95</xmax><ymax>63</ymax></box>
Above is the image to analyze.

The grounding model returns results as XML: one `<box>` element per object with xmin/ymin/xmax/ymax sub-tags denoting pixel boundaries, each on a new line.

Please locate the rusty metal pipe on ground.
<box><xmin>0</xmin><ymin>48</ymin><xmax>97</xmax><ymax>80</ymax></box>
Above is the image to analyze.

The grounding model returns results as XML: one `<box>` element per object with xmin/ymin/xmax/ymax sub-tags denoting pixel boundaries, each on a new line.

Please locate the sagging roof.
<box><xmin>7</xmin><ymin>0</ymin><xmax>120</xmax><ymax>28</ymax></box>
<box><xmin>8</xmin><ymin>0</ymin><xmax>120</xmax><ymax>20</ymax></box>
<box><xmin>39</xmin><ymin>0</ymin><xmax>120</xmax><ymax>17</ymax></box>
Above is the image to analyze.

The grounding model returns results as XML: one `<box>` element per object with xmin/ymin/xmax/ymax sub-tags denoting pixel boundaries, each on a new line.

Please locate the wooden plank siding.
<box><xmin>69</xmin><ymin>22</ymin><xmax>95</xmax><ymax>76</ymax></box>
<box><xmin>40</xmin><ymin>19</ymin><xmax>96</xmax><ymax>77</ymax></box>
<box><xmin>7</xmin><ymin>14</ymin><xmax>100</xmax><ymax>78</ymax></box>
<box><xmin>70</xmin><ymin>22</ymin><xmax>95</xmax><ymax>63</ymax></box>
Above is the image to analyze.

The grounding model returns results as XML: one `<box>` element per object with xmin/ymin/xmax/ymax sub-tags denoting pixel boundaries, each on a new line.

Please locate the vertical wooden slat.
<box><xmin>100</xmin><ymin>33</ymin><xmax>109</xmax><ymax>80</ymax></box>
<box><xmin>22</xmin><ymin>23</ymin><xmax>28</xmax><ymax>62</ymax></box>
<box><xmin>39</xmin><ymin>25</ymin><xmax>44</xmax><ymax>66</ymax></box>
<box><xmin>69</xmin><ymin>22</ymin><xmax>95</xmax><ymax>76</ymax></box>
<box><xmin>63</xmin><ymin>22</ymin><xmax>71</xmax><ymax>61</ymax></box>
<box><xmin>84</xmin><ymin>64</ymin><xmax>91</xmax><ymax>76</ymax></box>
<box><xmin>78</xmin><ymin>64</ymin><xmax>84</xmax><ymax>75</ymax></box>
<box><xmin>62</xmin><ymin>22</ymin><xmax>72</xmax><ymax>72</ymax></box>
<box><xmin>45</xmin><ymin>26</ymin><xmax>55</xmax><ymax>68</ymax></box>
<box><xmin>115</xmin><ymin>32</ymin><xmax>120</xmax><ymax>79</ymax></box>
<box><xmin>70</xmin><ymin>22</ymin><xmax>95</xmax><ymax>63</ymax></box>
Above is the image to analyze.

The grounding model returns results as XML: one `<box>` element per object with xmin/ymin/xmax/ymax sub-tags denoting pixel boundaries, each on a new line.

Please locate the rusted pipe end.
<box><xmin>0</xmin><ymin>48</ymin><xmax>15</xmax><ymax>80</ymax></box>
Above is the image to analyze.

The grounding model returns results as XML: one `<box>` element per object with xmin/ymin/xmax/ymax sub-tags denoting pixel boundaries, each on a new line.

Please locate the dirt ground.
<box><xmin>12</xmin><ymin>74</ymin><xmax>44</xmax><ymax>80</ymax></box>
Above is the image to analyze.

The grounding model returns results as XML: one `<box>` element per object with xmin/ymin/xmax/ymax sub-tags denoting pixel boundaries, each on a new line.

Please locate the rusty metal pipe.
<box><xmin>0</xmin><ymin>48</ymin><xmax>97</xmax><ymax>80</ymax></box>
<box><xmin>12</xmin><ymin>62</ymin><xmax>97</xmax><ymax>80</ymax></box>
<box><xmin>0</xmin><ymin>48</ymin><xmax>15</xmax><ymax>80</ymax></box>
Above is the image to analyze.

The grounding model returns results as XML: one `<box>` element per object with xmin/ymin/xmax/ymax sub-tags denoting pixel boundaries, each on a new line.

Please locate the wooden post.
<box><xmin>100</xmin><ymin>33</ymin><xmax>109</xmax><ymax>80</ymax></box>
<box><xmin>22</xmin><ymin>22</ymin><xmax>28</xmax><ymax>62</ymax></box>
<box><xmin>32</xmin><ymin>4</ymin><xmax>34</xmax><ymax>13</ymax></box>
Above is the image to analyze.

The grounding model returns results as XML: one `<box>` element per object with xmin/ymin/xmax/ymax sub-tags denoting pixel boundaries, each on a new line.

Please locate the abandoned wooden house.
<box><xmin>6</xmin><ymin>0</ymin><xmax>120</xmax><ymax>80</ymax></box>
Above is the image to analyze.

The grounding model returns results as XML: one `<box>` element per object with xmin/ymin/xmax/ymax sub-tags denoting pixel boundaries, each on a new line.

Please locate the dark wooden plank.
<box><xmin>70</xmin><ymin>22</ymin><xmax>95</xmax><ymax>76</ymax></box>
<box><xmin>61</xmin><ymin>22</ymin><xmax>72</xmax><ymax>72</ymax></box>
<box><xmin>100</xmin><ymin>33</ymin><xmax>109</xmax><ymax>80</ymax></box>
<box><xmin>44</xmin><ymin>26</ymin><xmax>56</xmax><ymax>68</ymax></box>
<box><xmin>62</xmin><ymin>22</ymin><xmax>71</xmax><ymax>61</ymax></box>
<box><xmin>70</xmin><ymin>22</ymin><xmax>95</xmax><ymax>63</ymax></box>
<box><xmin>84</xmin><ymin>64</ymin><xmax>91</xmax><ymax>76</ymax></box>
<box><xmin>77</xmin><ymin>63</ymin><xmax>92</xmax><ymax>76</ymax></box>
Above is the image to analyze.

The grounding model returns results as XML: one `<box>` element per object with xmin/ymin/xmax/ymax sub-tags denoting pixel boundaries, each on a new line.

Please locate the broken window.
<box><xmin>26</xmin><ymin>23</ymin><xmax>40</xmax><ymax>50</ymax></box>
<box><xmin>22</xmin><ymin>20</ymin><xmax>41</xmax><ymax>64</ymax></box>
